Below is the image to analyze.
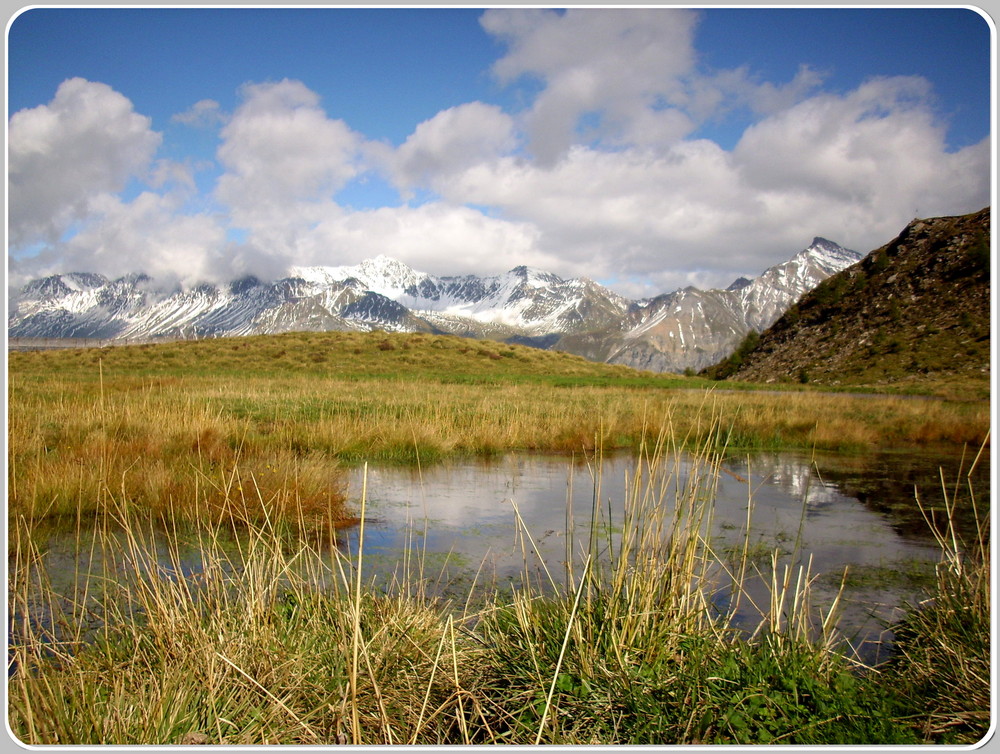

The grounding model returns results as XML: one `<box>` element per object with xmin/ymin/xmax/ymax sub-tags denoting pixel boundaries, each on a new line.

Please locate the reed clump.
<box><xmin>10</xmin><ymin>420</ymin><xmax>986</xmax><ymax>746</ymax></box>
<box><xmin>466</xmin><ymin>429</ymin><xmax>920</xmax><ymax>745</ymax></box>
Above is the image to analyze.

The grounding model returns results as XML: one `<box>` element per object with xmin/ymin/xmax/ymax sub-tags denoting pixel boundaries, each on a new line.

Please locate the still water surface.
<box><xmin>337</xmin><ymin>449</ymin><xmax>987</xmax><ymax>662</ymax></box>
<box><xmin>15</xmin><ymin>448</ymin><xmax>987</xmax><ymax>666</ymax></box>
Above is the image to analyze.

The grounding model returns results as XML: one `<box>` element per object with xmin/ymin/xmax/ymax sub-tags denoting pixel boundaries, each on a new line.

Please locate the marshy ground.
<box><xmin>6</xmin><ymin>331</ymin><xmax>992</xmax><ymax>745</ymax></box>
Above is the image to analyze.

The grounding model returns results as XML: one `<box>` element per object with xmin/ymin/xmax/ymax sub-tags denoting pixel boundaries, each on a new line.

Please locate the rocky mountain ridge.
<box><xmin>8</xmin><ymin>239</ymin><xmax>862</xmax><ymax>373</ymax></box>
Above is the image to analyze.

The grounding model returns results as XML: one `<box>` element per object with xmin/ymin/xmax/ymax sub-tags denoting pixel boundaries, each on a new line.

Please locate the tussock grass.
<box><xmin>8</xmin><ymin>359</ymin><xmax>351</xmax><ymax>528</ymax></box>
<box><xmin>881</xmin><ymin>439</ymin><xmax>991</xmax><ymax>744</ymax></box>
<box><xmin>8</xmin><ymin>419</ymin><xmax>988</xmax><ymax>746</ymax></box>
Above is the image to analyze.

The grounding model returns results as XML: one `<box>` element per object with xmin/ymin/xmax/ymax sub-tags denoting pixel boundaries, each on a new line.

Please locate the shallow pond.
<box><xmin>335</xmin><ymin>448</ymin><xmax>988</xmax><ymax>663</ymax></box>
<box><xmin>11</xmin><ymin>447</ymin><xmax>988</xmax><ymax>667</ymax></box>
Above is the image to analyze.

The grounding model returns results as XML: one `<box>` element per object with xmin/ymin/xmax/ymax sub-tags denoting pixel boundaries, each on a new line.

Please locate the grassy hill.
<box><xmin>705</xmin><ymin>208</ymin><xmax>991</xmax><ymax>398</ymax></box>
<box><xmin>8</xmin><ymin>330</ymin><xmax>692</xmax><ymax>389</ymax></box>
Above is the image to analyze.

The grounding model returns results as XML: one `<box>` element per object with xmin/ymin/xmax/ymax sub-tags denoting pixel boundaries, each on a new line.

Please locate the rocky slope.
<box><xmin>715</xmin><ymin>208</ymin><xmax>991</xmax><ymax>389</ymax></box>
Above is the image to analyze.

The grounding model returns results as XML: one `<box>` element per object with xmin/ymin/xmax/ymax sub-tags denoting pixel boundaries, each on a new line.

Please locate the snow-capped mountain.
<box><xmin>290</xmin><ymin>255</ymin><xmax>630</xmax><ymax>336</ymax></box>
<box><xmin>9</xmin><ymin>268</ymin><xmax>434</xmax><ymax>340</ymax></box>
<box><xmin>7</xmin><ymin>239</ymin><xmax>862</xmax><ymax>372</ymax></box>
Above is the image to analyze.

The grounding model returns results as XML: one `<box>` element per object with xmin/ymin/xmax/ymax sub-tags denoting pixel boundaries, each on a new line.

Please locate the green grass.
<box><xmin>7</xmin><ymin>332</ymin><xmax>991</xmax><ymax>745</ymax></box>
<box><xmin>880</xmin><ymin>476</ymin><xmax>991</xmax><ymax>743</ymax></box>
<box><xmin>820</xmin><ymin>560</ymin><xmax>936</xmax><ymax>592</ymax></box>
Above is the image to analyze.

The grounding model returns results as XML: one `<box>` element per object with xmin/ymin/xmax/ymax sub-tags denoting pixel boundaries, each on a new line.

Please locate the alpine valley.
<box><xmin>8</xmin><ymin>238</ymin><xmax>862</xmax><ymax>373</ymax></box>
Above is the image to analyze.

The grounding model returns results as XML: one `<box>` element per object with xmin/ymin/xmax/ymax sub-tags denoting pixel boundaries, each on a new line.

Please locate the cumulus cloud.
<box><xmin>390</xmin><ymin>102</ymin><xmax>517</xmax><ymax>193</ymax></box>
<box><xmin>427</xmin><ymin>141</ymin><xmax>763</xmax><ymax>292</ymax></box>
<box><xmin>17</xmin><ymin>190</ymin><xmax>226</xmax><ymax>289</ymax></box>
<box><xmin>8</xmin><ymin>77</ymin><xmax>162</xmax><ymax>248</ymax></box>
<box><xmin>148</xmin><ymin>159</ymin><xmax>198</xmax><ymax>193</ymax></box>
<box><xmin>289</xmin><ymin>202</ymin><xmax>547</xmax><ymax>277</ymax></box>
<box><xmin>7</xmin><ymin>11</ymin><xmax>991</xmax><ymax>302</ymax></box>
<box><xmin>481</xmin><ymin>8</ymin><xmax>699</xmax><ymax>163</ymax></box>
<box><xmin>4</xmin><ymin>78</ymin><xmax>247</xmax><ymax>289</ymax></box>
<box><xmin>411</xmin><ymin>69</ymin><xmax>989</xmax><ymax>295</ymax></box>
<box><xmin>738</xmin><ymin>64</ymin><xmax>827</xmax><ymax>117</ymax></box>
<box><xmin>205</xmin><ymin>84</ymin><xmax>540</xmax><ymax>278</ymax></box>
<box><xmin>172</xmin><ymin>98</ymin><xmax>226</xmax><ymax>128</ymax></box>
<box><xmin>214</xmin><ymin>79</ymin><xmax>363</xmax><ymax>253</ymax></box>
<box><xmin>731</xmin><ymin>76</ymin><xmax>990</xmax><ymax>245</ymax></box>
<box><xmin>735</xmin><ymin>76</ymin><xmax>937</xmax><ymax>198</ymax></box>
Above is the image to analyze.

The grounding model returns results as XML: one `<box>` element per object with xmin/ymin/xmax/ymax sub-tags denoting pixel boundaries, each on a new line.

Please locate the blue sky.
<box><xmin>9</xmin><ymin>9</ymin><xmax>505</xmax><ymax>142</ymax></box>
<box><xmin>6</xmin><ymin>7</ymin><xmax>993</xmax><ymax>296</ymax></box>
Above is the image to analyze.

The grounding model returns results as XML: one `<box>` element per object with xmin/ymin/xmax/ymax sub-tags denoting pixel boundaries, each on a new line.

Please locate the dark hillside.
<box><xmin>709</xmin><ymin>208</ymin><xmax>990</xmax><ymax>394</ymax></box>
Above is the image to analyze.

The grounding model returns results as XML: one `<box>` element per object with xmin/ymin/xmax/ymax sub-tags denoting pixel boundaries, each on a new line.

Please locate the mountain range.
<box><xmin>7</xmin><ymin>238</ymin><xmax>862</xmax><ymax>373</ymax></box>
<box><xmin>712</xmin><ymin>207</ymin><xmax>990</xmax><ymax>391</ymax></box>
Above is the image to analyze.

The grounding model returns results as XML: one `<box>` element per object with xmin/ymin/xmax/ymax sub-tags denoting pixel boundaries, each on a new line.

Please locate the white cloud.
<box><xmin>4</xmin><ymin>79</ymin><xmax>254</xmax><ymax>289</ymax></box>
<box><xmin>390</xmin><ymin>102</ymin><xmax>517</xmax><ymax>193</ymax></box>
<box><xmin>7</xmin><ymin>14</ymin><xmax>990</xmax><ymax>304</ymax></box>
<box><xmin>208</xmin><ymin>81</ymin><xmax>539</xmax><ymax>281</ymax></box>
<box><xmin>172</xmin><ymin>98</ymin><xmax>226</xmax><ymax>128</ymax></box>
<box><xmin>49</xmin><ymin>191</ymin><xmax>228</xmax><ymax>288</ymax></box>
<box><xmin>734</xmin><ymin>76</ymin><xmax>937</xmax><ymax>198</ymax></box>
<box><xmin>294</xmin><ymin>202</ymin><xmax>547</xmax><ymax>277</ymax></box>
<box><xmin>427</xmin><ymin>141</ymin><xmax>767</xmax><ymax>291</ymax></box>
<box><xmin>732</xmin><ymin>76</ymin><xmax>991</xmax><ymax>248</ymax></box>
<box><xmin>688</xmin><ymin>64</ymin><xmax>826</xmax><ymax>127</ymax></box>
<box><xmin>214</xmin><ymin>79</ymin><xmax>363</xmax><ymax>253</ymax></box>
<box><xmin>8</xmin><ymin>77</ymin><xmax>162</xmax><ymax>248</ymax></box>
<box><xmin>148</xmin><ymin>159</ymin><xmax>198</xmax><ymax>193</ymax></box>
<box><xmin>741</xmin><ymin>64</ymin><xmax>827</xmax><ymax>116</ymax></box>
<box><xmin>481</xmin><ymin>8</ymin><xmax>699</xmax><ymax>162</ymax></box>
<box><xmin>396</xmin><ymin>68</ymin><xmax>989</xmax><ymax>295</ymax></box>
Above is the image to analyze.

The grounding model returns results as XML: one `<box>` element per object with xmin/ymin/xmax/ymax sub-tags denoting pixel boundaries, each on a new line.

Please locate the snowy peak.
<box><xmin>292</xmin><ymin>255</ymin><xmax>429</xmax><ymax>299</ymax></box>
<box><xmin>289</xmin><ymin>260</ymin><xmax>627</xmax><ymax>335</ymax></box>
<box><xmin>726</xmin><ymin>276</ymin><xmax>753</xmax><ymax>292</ymax></box>
<box><xmin>799</xmin><ymin>237</ymin><xmax>864</xmax><ymax>271</ymax></box>
<box><xmin>734</xmin><ymin>238</ymin><xmax>861</xmax><ymax>332</ymax></box>
<box><xmin>721</xmin><ymin>207</ymin><xmax>991</xmax><ymax>386</ymax></box>
<box><xmin>507</xmin><ymin>265</ymin><xmax>564</xmax><ymax>289</ymax></box>
<box><xmin>602</xmin><ymin>237</ymin><xmax>863</xmax><ymax>373</ymax></box>
<box><xmin>351</xmin><ymin>254</ymin><xmax>428</xmax><ymax>291</ymax></box>
<box><xmin>19</xmin><ymin>272</ymin><xmax>108</xmax><ymax>300</ymax></box>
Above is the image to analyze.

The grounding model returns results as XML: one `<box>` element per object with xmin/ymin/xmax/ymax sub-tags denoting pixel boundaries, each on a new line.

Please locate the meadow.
<box><xmin>6</xmin><ymin>330</ymin><xmax>992</xmax><ymax>745</ymax></box>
